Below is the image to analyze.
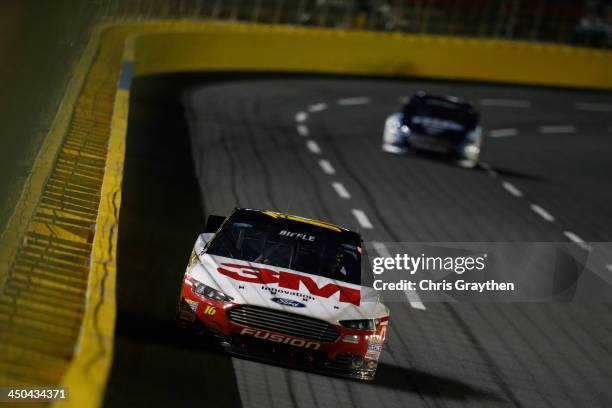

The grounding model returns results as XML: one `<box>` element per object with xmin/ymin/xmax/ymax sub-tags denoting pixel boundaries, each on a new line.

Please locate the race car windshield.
<box><xmin>207</xmin><ymin>218</ymin><xmax>362</xmax><ymax>285</ymax></box>
<box><xmin>405</xmin><ymin>99</ymin><xmax>477</xmax><ymax>128</ymax></box>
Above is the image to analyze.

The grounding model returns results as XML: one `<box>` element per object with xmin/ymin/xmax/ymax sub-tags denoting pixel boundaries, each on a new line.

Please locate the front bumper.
<box><xmin>177</xmin><ymin>285</ymin><xmax>386</xmax><ymax>380</ymax></box>
<box><xmin>220</xmin><ymin>331</ymin><xmax>378</xmax><ymax>380</ymax></box>
<box><xmin>382</xmin><ymin>114</ymin><xmax>480</xmax><ymax>166</ymax></box>
<box><xmin>385</xmin><ymin>132</ymin><xmax>479</xmax><ymax>158</ymax></box>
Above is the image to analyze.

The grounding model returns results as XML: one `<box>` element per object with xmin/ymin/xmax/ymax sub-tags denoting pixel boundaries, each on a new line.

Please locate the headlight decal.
<box><xmin>339</xmin><ymin>319</ymin><xmax>375</xmax><ymax>331</ymax></box>
<box><xmin>193</xmin><ymin>282</ymin><xmax>234</xmax><ymax>303</ymax></box>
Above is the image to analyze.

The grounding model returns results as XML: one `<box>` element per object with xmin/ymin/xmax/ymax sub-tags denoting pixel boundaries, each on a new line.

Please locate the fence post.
<box><xmin>504</xmin><ymin>0</ymin><xmax>520</xmax><ymax>39</ymax></box>
<box><xmin>230</xmin><ymin>0</ymin><xmax>240</xmax><ymax>20</ymax></box>
<box><xmin>294</xmin><ymin>0</ymin><xmax>306</xmax><ymax>24</ymax></box>
<box><xmin>251</xmin><ymin>0</ymin><xmax>263</xmax><ymax>22</ymax></box>
<box><xmin>529</xmin><ymin>0</ymin><xmax>546</xmax><ymax>41</ymax></box>
<box><xmin>211</xmin><ymin>0</ymin><xmax>222</xmax><ymax>19</ymax></box>
<box><xmin>274</xmin><ymin>0</ymin><xmax>284</xmax><ymax>24</ymax></box>
<box><xmin>492</xmin><ymin>0</ymin><xmax>509</xmax><ymax>37</ymax></box>
<box><xmin>344</xmin><ymin>0</ymin><xmax>355</xmax><ymax>28</ymax></box>
<box><xmin>317</xmin><ymin>0</ymin><xmax>329</xmax><ymax>27</ymax></box>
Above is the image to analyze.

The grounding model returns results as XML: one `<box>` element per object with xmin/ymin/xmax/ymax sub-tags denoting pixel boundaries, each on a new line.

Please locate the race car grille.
<box><xmin>411</xmin><ymin>134</ymin><xmax>457</xmax><ymax>152</ymax></box>
<box><xmin>228</xmin><ymin>305</ymin><xmax>339</xmax><ymax>342</ymax></box>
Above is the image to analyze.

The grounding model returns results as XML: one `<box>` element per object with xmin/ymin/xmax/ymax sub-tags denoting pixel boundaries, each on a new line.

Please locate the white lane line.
<box><xmin>606</xmin><ymin>264</ymin><xmax>612</xmax><ymax>273</ymax></box>
<box><xmin>479</xmin><ymin>98</ymin><xmax>531</xmax><ymax>108</ymax></box>
<box><xmin>480</xmin><ymin>162</ymin><xmax>492</xmax><ymax>171</ymax></box>
<box><xmin>295</xmin><ymin>111</ymin><xmax>308</xmax><ymax>122</ymax></box>
<box><xmin>318</xmin><ymin>159</ymin><xmax>336</xmax><ymax>175</ymax></box>
<box><xmin>371</xmin><ymin>241</ymin><xmax>426</xmax><ymax>310</ymax></box>
<box><xmin>337</xmin><ymin>97</ymin><xmax>371</xmax><ymax>106</ymax></box>
<box><xmin>530</xmin><ymin>204</ymin><xmax>555</xmax><ymax>222</ymax></box>
<box><xmin>308</xmin><ymin>102</ymin><xmax>327</xmax><ymax>112</ymax></box>
<box><xmin>480</xmin><ymin>162</ymin><xmax>498</xmax><ymax>177</ymax></box>
<box><xmin>563</xmin><ymin>231</ymin><xmax>590</xmax><ymax>250</ymax></box>
<box><xmin>489</xmin><ymin>128</ymin><xmax>518</xmax><ymax>138</ymax></box>
<box><xmin>501</xmin><ymin>181</ymin><xmax>523</xmax><ymax>198</ymax></box>
<box><xmin>331</xmin><ymin>182</ymin><xmax>351</xmax><ymax>199</ymax></box>
<box><xmin>398</xmin><ymin>96</ymin><xmax>410</xmax><ymax>104</ymax></box>
<box><xmin>306</xmin><ymin>140</ymin><xmax>321</xmax><ymax>154</ymax></box>
<box><xmin>575</xmin><ymin>102</ymin><xmax>612</xmax><ymax>112</ymax></box>
<box><xmin>352</xmin><ymin>209</ymin><xmax>373</xmax><ymax>229</ymax></box>
<box><xmin>539</xmin><ymin>125</ymin><xmax>575</xmax><ymax>134</ymax></box>
<box><xmin>296</xmin><ymin>124</ymin><xmax>309</xmax><ymax>136</ymax></box>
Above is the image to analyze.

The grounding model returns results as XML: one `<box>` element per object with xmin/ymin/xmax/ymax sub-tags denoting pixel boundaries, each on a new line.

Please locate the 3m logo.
<box><xmin>203</xmin><ymin>305</ymin><xmax>217</xmax><ymax>315</ymax></box>
<box><xmin>217</xmin><ymin>263</ymin><xmax>360</xmax><ymax>306</ymax></box>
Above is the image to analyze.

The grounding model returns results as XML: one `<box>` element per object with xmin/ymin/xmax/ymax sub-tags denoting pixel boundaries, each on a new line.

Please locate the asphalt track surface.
<box><xmin>104</xmin><ymin>74</ymin><xmax>612</xmax><ymax>408</ymax></box>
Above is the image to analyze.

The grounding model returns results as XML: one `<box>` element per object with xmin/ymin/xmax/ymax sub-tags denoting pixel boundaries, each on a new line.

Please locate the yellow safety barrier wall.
<box><xmin>0</xmin><ymin>25</ymin><xmax>130</xmax><ymax>408</ymax></box>
<box><xmin>0</xmin><ymin>19</ymin><xmax>610</xmax><ymax>408</ymax></box>
<box><xmin>132</xmin><ymin>23</ymin><xmax>612</xmax><ymax>89</ymax></box>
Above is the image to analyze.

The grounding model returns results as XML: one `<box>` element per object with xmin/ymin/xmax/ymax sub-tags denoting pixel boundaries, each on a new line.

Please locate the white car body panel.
<box><xmin>187</xmin><ymin>252</ymin><xmax>388</xmax><ymax>325</ymax></box>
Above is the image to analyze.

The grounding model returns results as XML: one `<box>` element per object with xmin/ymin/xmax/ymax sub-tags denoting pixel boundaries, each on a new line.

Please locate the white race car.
<box><xmin>383</xmin><ymin>92</ymin><xmax>482</xmax><ymax>168</ymax></box>
<box><xmin>177</xmin><ymin>208</ymin><xmax>390</xmax><ymax>380</ymax></box>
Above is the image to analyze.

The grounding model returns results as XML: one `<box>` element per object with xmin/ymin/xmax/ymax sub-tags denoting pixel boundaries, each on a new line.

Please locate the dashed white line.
<box><xmin>563</xmin><ymin>231</ymin><xmax>590</xmax><ymax>250</ymax></box>
<box><xmin>479</xmin><ymin>162</ymin><xmax>498</xmax><ymax>177</ymax></box>
<box><xmin>306</xmin><ymin>140</ymin><xmax>321</xmax><ymax>154</ymax></box>
<box><xmin>479</xmin><ymin>99</ymin><xmax>531</xmax><ymax>108</ymax></box>
<box><xmin>308</xmin><ymin>102</ymin><xmax>327</xmax><ymax>112</ymax></box>
<box><xmin>539</xmin><ymin>125</ymin><xmax>575</xmax><ymax>134</ymax></box>
<box><xmin>530</xmin><ymin>204</ymin><xmax>555</xmax><ymax>222</ymax></box>
<box><xmin>296</xmin><ymin>124</ymin><xmax>309</xmax><ymax>136</ymax></box>
<box><xmin>606</xmin><ymin>264</ymin><xmax>612</xmax><ymax>273</ymax></box>
<box><xmin>501</xmin><ymin>181</ymin><xmax>523</xmax><ymax>198</ymax></box>
<box><xmin>480</xmin><ymin>162</ymin><xmax>492</xmax><ymax>171</ymax></box>
<box><xmin>337</xmin><ymin>97</ymin><xmax>371</xmax><ymax>106</ymax></box>
<box><xmin>489</xmin><ymin>128</ymin><xmax>518</xmax><ymax>138</ymax></box>
<box><xmin>297</xmin><ymin>100</ymin><xmax>603</xmax><ymax>288</ymax></box>
<box><xmin>371</xmin><ymin>242</ymin><xmax>390</xmax><ymax>257</ymax></box>
<box><xmin>295</xmin><ymin>111</ymin><xmax>308</xmax><ymax>122</ymax></box>
<box><xmin>318</xmin><ymin>159</ymin><xmax>336</xmax><ymax>175</ymax></box>
<box><xmin>398</xmin><ymin>96</ymin><xmax>410</xmax><ymax>104</ymax></box>
<box><xmin>351</xmin><ymin>209</ymin><xmax>373</xmax><ymax>229</ymax></box>
<box><xmin>371</xmin><ymin>241</ymin><xmax>426</xmax><ymax>310</ymax></box>
<box><xmin>331</xmin><ymin>182</ymin><xmax>351</xmax><ymax>199</ymax></box>
<box><xmin>575</xmin><ymin>102</ymin><xmax>612</xmax><ymax>112</ymax></box>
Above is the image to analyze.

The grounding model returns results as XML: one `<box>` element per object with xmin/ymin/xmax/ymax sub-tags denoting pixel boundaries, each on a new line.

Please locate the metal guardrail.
<box><xmin>98</xmin><ymin>0</ymin><xmax>612</xmax><ymax>48</ymax></box>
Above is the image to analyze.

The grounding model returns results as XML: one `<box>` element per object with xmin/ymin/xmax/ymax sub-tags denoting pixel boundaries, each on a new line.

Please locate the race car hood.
<box><xmin>188</xmin><ymin>253</ymin><xmax>387</xmax><ymax>324</ymax></box>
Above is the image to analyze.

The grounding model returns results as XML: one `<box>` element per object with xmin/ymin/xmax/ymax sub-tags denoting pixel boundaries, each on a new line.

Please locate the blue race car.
<box><xmin>382</xmin><ymin>92</ymin><xmax>482</xmax><ymax>168</ymax></box>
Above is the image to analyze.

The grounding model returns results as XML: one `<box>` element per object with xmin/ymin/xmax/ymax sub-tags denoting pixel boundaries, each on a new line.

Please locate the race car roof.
<box><xmin>230</xmin><ymin>208</ymin><xmax>361</xmax><ymax>245</ymax></box>
<box><xmin>409</xmin><ymin>91</ymin><xmax>477</xmax><ymax>113</ymax></box>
